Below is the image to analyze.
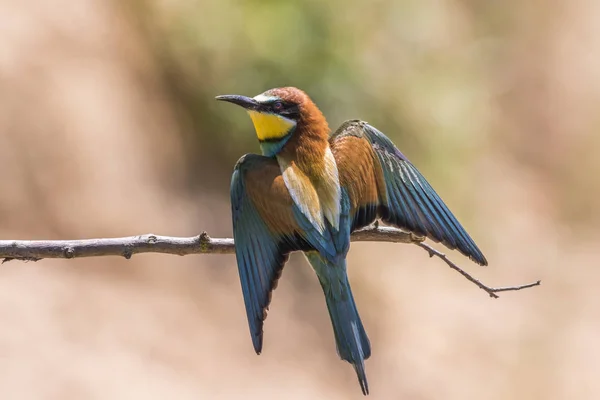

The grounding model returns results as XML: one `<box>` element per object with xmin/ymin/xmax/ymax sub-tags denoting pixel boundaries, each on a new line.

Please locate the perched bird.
<box><xmin>216</xmin><ymin>87</ymin><xmax>487</xmax><ymax>395</ymax></box>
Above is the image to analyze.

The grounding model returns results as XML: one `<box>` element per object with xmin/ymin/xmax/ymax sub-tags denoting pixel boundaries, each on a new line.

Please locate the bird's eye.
<box><xmin>272</xmin><ymin>101</ymin><xmax>284</xmax><ymax>112</ymax></box>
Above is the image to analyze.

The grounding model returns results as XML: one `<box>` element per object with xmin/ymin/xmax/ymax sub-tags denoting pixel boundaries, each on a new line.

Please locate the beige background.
<box><xmin>0</xmin><ymin>0</ymin><xmax>599</xmax><ymax>399</ymax></box>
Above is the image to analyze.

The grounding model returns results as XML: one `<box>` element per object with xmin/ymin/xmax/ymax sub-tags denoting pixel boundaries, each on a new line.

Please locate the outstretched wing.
<box><xmin>330</xmin><ymin>120</ymin><xmax>487</xmax><ymax>266</ymax></box>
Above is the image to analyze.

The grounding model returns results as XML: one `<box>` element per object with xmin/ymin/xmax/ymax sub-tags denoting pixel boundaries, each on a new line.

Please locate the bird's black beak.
<box><xmin>215</xmin><ymin>95</ymin><xmax>259</xmax><ymax>111</ymax></box>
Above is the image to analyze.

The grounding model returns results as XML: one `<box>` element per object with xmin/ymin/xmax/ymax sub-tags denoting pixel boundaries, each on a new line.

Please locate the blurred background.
<box><xmin>0</xmin><ymin>0</ymin><xmax>598</xmax><ymax>398</ymax></box>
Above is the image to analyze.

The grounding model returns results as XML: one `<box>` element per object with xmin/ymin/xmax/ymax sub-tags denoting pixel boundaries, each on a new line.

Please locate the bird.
<box><xmin>216</xmin><ymin>87</ymin><xmax>487</xmax><ymax>395</ymax></box>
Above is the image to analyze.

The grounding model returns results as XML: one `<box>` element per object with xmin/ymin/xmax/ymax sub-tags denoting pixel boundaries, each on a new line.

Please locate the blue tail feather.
<box><xmin>306</xmin><ymin>252</ymin><xmax>371</xmax><ymax>395</ymax></box>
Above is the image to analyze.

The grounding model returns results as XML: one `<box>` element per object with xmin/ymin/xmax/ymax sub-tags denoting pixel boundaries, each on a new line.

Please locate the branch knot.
<box><xmin>64</xmin><ymin>247</ymin><xmax>75</xmax><ymax>259</ymax></box>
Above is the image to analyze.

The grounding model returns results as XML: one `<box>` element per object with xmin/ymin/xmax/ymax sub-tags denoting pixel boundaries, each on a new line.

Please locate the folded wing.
<box><xmin>330</xmin><ymin>120</ymin><xmax>487</xmax><ymax>266</ymax></box>
<box><xmin>231</xmin><ymin>154</ymin><xmax>342</xmax><ymax>354</ymax></box>
<box><xmin>231</xmin><ymin>154</ymin><xmax>305</xmax><ymax>354</ymax></box>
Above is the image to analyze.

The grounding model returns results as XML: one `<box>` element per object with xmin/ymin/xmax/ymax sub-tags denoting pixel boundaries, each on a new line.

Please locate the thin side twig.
<box><xmin>0</xmin><ymin>225</ymin><xmax>540</xmax><ymax>298</ymax></box>
<box><xmin>415</xmin><ymin>241</ymin><xmax>541</xmax><ymax>298</ymax></box>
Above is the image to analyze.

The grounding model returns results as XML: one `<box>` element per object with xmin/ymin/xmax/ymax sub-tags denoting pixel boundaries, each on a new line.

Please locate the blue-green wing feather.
<box><xmin>332</xmin><ymin>120</ymin><xmax>487</xmax><ymax>266</ymax></box>
<box><xmin>231</xmin><ymin>154</ymin><xmax>348</xmax><ymax>354</ymax></box>
<box><xmin>291</xmin><ymin>206</ymin><xmax>339</xmax><ymax>262</ymax></box>
<box><xmin>231</xmin><ymin>156</ymin><xmax>297</xmax><ymax>354</ymax></box>
<box><xmin>290</xmin><ymin>187</ymin><xmax>352</xmax><ymax>263</ymax></box>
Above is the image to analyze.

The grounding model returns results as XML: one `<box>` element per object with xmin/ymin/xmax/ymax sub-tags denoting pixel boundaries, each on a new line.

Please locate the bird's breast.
<box><xmin>277</xmin><ymin>147</ymin><xmax>341</xmax><ymax>234</ymax></box>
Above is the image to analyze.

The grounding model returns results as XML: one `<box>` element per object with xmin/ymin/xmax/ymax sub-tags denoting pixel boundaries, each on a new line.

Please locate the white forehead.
<box><xmin>253</xmin><ymin>94</ymin><xmax>279</xmax><ymax>103</ymax></box>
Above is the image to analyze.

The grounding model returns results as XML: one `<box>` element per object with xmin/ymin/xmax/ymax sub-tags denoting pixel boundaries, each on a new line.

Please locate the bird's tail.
<box><xmin>305</xmin><ymin>252</ymin><xmax>371</xmax><ymax>396</ymax></box>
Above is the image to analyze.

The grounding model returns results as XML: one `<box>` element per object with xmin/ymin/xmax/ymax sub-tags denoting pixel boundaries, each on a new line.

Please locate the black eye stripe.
<box><xmin>258</xmin><ymin>100</ymin><xmax>299</xmax><ymax>118</ymax></box>
<box><xmin>286</xmin><ymin>104</ymin><xmax>299</xmax><ymax>112</ymax></box>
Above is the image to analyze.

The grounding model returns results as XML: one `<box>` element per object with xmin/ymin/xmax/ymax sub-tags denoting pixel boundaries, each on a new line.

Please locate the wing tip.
<box><xmin>473</xmin><ymin>253</ymin><xmax>488</xmax><ymax>267</ymax></box>
<box><xmin>457</xmin><ymin>239</ymin><xmax>488</xmax><ymax>267</ymax></box>
<box><xmin>252</xmin><ymin>332</ymin><xmax>264</xmax><ymax>355</ymax></box>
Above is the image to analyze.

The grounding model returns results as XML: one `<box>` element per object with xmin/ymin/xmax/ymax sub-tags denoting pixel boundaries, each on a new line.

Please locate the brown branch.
<box><xmin>0</xmin><ymin>226</ymin><xmax>540</xmax><ymax>298</ymax></box>
<box><xmin>415</xmin><ymin>241</ymin><xmax>540</xmax><ymax>298</ymax></box>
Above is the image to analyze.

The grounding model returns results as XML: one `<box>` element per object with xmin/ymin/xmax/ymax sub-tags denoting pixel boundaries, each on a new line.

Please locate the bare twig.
<box><xmin>0</xmin><ymin>225</ymin><xmax>540</xmax><ymax>298</ymax></box>
<box><xmin>415</xmin><ymin>241</ymin><xmax>541</xmax><ymax>298</ymax></box>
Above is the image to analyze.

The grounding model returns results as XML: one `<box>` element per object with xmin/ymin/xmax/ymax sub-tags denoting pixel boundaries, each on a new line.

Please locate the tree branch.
<box><xmin>0</xmin><ymin>226</ymin><xmax>540</xmax><ymax>298</ymax></box>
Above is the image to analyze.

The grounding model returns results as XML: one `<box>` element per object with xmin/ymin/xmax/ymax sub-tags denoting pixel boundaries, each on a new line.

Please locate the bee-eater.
<box><xmin>216</xmin><ymin>87</ymin><xmax>487</xmax><ymax>395</ymax></box>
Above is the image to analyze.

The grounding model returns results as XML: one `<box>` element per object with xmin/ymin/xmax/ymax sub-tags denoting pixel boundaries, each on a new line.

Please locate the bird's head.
<box><xmin>216</xmin><ymin>87</ymin><xmax>327</xmax><ymax>157</ymax></box>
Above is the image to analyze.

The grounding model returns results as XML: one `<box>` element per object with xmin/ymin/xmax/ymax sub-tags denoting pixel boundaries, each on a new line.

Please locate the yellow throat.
<box><xmin>248</xmin><ymin>111</ymin><xmax>295</xmax><ymax>141</ymax></box>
